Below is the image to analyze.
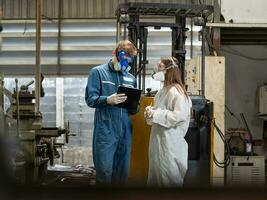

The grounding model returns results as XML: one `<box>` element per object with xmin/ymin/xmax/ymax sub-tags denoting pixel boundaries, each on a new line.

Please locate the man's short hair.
<box><xmin>116</xmin><ymin>40</ymin><xmax>137</xmax><ymax>56</ymax></box>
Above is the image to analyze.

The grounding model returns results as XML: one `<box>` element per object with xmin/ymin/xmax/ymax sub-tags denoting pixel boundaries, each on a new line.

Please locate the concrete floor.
<box><xmin>12</xmin><ymin>186</ymin><xmax>267</xmax><ymax>200</ymax></box>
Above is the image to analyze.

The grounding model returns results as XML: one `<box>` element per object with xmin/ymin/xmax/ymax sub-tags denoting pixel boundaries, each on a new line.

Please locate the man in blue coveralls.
<box><xmin>85</xmin><ymin>40</ymin><xmax>138</xmax><ymax>184</ymax></box>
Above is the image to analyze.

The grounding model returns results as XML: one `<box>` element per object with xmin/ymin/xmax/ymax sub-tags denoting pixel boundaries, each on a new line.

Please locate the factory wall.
<box><xmin>222</xmin><ymin>45</ymin><xmax>267</xmax><ymax>140</ymax></box>
<box><xmin>0</xmin><ymin>19</ymin><xmax>201</xmax><ymax>75</ymax></box>
<box><xmin>0</xmin><ymin>0</ymin><xmax>213</xmax><ymax>19</ymax></box>
<box><xmin>221</xmin><ymin>0</ymin><xmax>267</xmax><ymax>23</ymax></box>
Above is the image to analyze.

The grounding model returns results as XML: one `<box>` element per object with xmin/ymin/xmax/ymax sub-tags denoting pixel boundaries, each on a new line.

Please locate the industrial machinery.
<box><xmin>258</xmin><ymin>84</ymin><xmax>267</xmax><ymax>139</ymax></box>
<box><xmin>258</xmin><ymin>84</ymin><xmax>267</xmax><ymax>120</ymax></box>
<box><xmin>0</xmin><ymin>74</ymin><xmax>70</xmax><ymax>184</ymax></box>
<box><xmin>116</xmin><ymin>2</ymin><xmax>214</xmax><ymax>186</ymax></box>
<box><xmin>0</xmin><ymin>0</ymin><xmax>74</xmax><ymax>185</ymax></box>
<box><xmin>226</xmin><ymin>155</ymin><xmax>265</xmax><ymax>187</ymax></box>
<box><xmin>184</xmin><ymin>96</ymin><xmax>213</xmax><ymax>187</ymax></box>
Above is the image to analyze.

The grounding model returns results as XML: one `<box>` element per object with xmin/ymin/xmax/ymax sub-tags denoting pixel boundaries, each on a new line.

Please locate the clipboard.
<box><xmin>115</xmin><ymin>86</ymin><xmax>142</xmax><ymax>110</ymax></box>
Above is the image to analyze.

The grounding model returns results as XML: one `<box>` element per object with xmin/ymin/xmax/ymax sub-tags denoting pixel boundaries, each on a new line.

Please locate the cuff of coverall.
<box><xmin>99</xmin><ymin>96</ymin><xmax>108</xmax><ymax>105</ymax></box>
<box><xmin>152</xmin><ymin>109</ymin><xmax>161</xmax><ymax>124</ymax></box>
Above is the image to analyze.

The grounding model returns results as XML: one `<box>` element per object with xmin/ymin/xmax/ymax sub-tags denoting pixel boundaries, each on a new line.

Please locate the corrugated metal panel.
<box><xmin>0</xmin><ymin>19</ymin><xmax>202</xmax><ymax>75</ymax></box>
<box><xmin>0</xmin><ymin>0</ymin><xmax>214</xmax><ymax>19</ymax></box>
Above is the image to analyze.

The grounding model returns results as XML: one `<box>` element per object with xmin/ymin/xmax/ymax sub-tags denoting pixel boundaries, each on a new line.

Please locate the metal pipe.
<box><xmin>116</xmin><ymin>16</ymin><xmax>121</xmax><ymax>43</ymax></box>
<box><xmin>190</xmin><ymin>17</ymin><xmax>193</xmax><ymax>59</ymax></box>
<box><xmin>142</xmin><ymin>28</ymin><xmax>148</xmax><ymax>93</ymax></box>
<box><xmin>124</xmin><ymin>0</ymin><xmax>128</xmax><ymax>37</ymax></box>
<box><xmin>57</xmin><ymin>0</ymin><xmax>63</xmax><ymax>75</ymax></box>
<box><xmin>25</xmin><ymin>80</ymin><xmax>34</xmax><ymax>88</ymax></box>
<box><xmin>175</xmin><ymin>15</ymin><xmax>186</xmax><ymax>84</ymax></box>
<box><xmin>201</xmin><ymin>26</ymin><xmax>205</xmax><ymax>96</ymax></box>
<box><xmin>207</xmin><ymin>22</ymin><xmax>267</xmax><ymax>28</ymax></box>
<box><xmin>137</xmin><ymin>26</ymin><xmax>143</xmax><ymax>90</ymax></box>
<box><xmin>123</xmin><ymin>23</ymin><xmax>127</xmax><ymax>40</ymax></box>
<box><xmin>61</xmin><ymin>146</ymin><xmax>64</xmax><ymax>163</ymax></box>
<box><xmin>138</xmin><ymin>35</ymin><xmax>142</xmax><ymax>90</ymax></box>
<box><xmin>128</xmin><ymin>15</ymin><xmax>139</xmax><ymax>77</ymax></box>
<box><xmin>15</xmin><ymin>79</ymin><xmax>20</xmax><ymax>137</ymax></box>
<box><xmin>35</xmin><ymin>0</ymin><xmax>41</xmax><ymax>114</ymax></box>
<box><xmin>0</xmin><ymin>74</ymin><xmax>4</xmax><ymax>109</ymax></box>
<box><xmin>240</xmin><ymin>113</ymin><xmax>252</xmax><ymax>137</ymax></box>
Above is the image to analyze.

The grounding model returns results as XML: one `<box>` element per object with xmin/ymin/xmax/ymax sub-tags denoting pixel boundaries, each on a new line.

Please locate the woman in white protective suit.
<box><xmin>144</xmin><ymin>57</ymin><xmax>192</xmax><ymax>187</ymax></box>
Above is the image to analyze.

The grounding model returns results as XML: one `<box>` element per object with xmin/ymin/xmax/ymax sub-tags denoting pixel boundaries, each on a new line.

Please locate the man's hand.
<box><xmin>107</xmin><ymin>93</ymin><xmax>127</xmax><ymax>105</ymax></box>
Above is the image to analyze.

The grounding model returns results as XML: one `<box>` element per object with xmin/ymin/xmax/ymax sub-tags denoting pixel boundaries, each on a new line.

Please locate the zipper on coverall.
<box><xmin>116</xmin><ymin>72</ymin><xmax>123</xmax><ymax>136</ymax></box>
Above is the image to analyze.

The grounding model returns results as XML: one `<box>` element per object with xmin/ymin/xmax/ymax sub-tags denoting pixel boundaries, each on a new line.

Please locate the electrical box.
<box><xmin>227</xmin><ymin>156</ymin><xmax>265</xmax><ymax>186</ymax></box>
<box><xmin>258</xmin><ymin>85</ymin><xmax>267</xmax><ymax>120</ymax></box>
<box><xmin>185</xmin><ymin>57</ymin><xmax>201</xmax><ymax>95</ymax></box>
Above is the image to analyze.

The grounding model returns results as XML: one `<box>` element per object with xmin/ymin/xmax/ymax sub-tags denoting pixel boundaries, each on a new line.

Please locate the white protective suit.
<box><xmin>146</xmin><ymin>85</ymin><xmax>192</xmax><ymax>187</ymax></box>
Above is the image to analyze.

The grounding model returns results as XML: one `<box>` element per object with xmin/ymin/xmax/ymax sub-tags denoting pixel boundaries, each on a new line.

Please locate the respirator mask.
<box><xmin>152</xmin><ymin>57</ymin><xmax>179</xmax><ymax>82</ymax></box>
<box><xmin>114</xmin><ymin>49</ymin><xmax>134</xmax><ymax>74</ymax></box>
<box><xmin>152</xmin><ymin>67</ymin><xmax>165</xmax><ymax>82</ymax></box>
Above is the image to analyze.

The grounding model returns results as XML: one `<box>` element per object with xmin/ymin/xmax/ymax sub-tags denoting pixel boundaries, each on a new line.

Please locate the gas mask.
<box><xmin>114</xmin><ymin>49</ymin><xmax>134</xmax><ymax>74</ymax></box>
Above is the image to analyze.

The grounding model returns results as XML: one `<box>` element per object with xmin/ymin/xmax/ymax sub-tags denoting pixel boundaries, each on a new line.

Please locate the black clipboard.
<box><xmin>115</xmin><ymin>86</ymin><xmax>142</xmax><ymax>110</ymax></box>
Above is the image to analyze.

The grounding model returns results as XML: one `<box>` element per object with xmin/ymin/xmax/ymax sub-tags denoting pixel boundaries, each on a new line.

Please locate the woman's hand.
<box><xmin>144</xmin><ymin>106</ymin><xmax>154</xmax><ymax>126</ymax></box>
<box><xmin>144</xmin><ymin>106</ymin><xmax>155</xmax><ymax>119</ymax></box>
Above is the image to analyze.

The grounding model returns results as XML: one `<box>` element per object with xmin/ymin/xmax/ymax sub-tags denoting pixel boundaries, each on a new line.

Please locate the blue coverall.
<box><xmin>85</xmin><ymin>61</ymin><xmax>137</xmax><ymax>184</ymax></box>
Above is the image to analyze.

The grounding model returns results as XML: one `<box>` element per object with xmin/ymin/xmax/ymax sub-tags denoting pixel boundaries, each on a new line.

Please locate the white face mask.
<box><xmin>152</xmin><ymin>58</ymin><xmax>179</xmax><ymax>82</ymax></box>
<box><xmin>152</xmin><ymin>71</ymin><xmax>165</xmax><ymax>82</ymax></box>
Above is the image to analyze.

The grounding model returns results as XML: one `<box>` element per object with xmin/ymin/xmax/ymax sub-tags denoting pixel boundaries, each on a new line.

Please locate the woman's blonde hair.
<box><xmin>116</xmin><ymin>40</ymin><xmax>137</xmax><ymax>56</ymax></box>
<box><xmin>161</xmin><ymin>57</ymin><xmax>188</xmax><ymax>98</ymax></box>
